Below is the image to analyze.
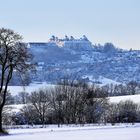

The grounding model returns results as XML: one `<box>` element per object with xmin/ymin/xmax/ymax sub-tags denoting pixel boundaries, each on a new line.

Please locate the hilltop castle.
<box><xmin>28</xmin><ymin>35</ymin><xmax>92</xmax><ymax>52</ymax></box>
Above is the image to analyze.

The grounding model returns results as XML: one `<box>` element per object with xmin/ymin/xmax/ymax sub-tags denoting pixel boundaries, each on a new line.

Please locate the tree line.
<box><xmin>101</xmin><ymin>81</ymin><xmax>140</xmax><ymax>96</ymax></box>
<box><xmin>5</xmin><ymin>80</ymin><xmax>140</xmax><ymax>106</ymax></box>
<box><xmin>3</xmin><ymin>80</ymin><xmax>140</xmax><ymax>127</ymax></box>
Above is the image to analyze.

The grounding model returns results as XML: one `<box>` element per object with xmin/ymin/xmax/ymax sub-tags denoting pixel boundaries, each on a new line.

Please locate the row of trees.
<box><xmin>5</xmin><ymin>80</ymin><xmax>140</xmax><ymax>106</ymax></box>
<box><xmin>106</xmin><ymin>100</ymin><xmax>139</xmax><ymax>125</ymax></box>
<box><xmin>102</xmin><ymin>81</ymin><xmax>140</xmax><ymax>96</ymax></box>
<box><xmin>4</xmin><ymin>81</ymin><xmax>108</xmax><ymax>126</ymax></box>
<box><xmin>3</xmin><ymin>81</ymin><xmax>140</xmax><ymax>126</ymax></box>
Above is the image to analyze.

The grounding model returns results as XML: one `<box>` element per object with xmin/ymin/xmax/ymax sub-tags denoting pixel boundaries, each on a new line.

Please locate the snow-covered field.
<box><xmin>1</xmin><ymin>124</ymin><xmax>140</xmax><ymax>140</ymax></box>
<box><xmin>83</xmin><ymin>75</ymin><xmax>120</xmax><ymax>86</ymax></box>
<box><xmin>7</xmin><ymin>82</ymin><xmax>54</xmax><ymax>95</ymax></box>
<box><xmin>109</xmin><ymin>94</ymin><xmax>140</xmax><ymax>104</ymax></box>
<box><xmin>8</xmin><ymin>78</ymin><xmax>120</xmax><ymax>96</ymax></box>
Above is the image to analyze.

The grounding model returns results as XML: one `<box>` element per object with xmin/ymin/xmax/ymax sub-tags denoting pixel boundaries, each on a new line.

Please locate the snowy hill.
<box><xmin>11</xmin><ymin>36</ymin><xmax>140</xmax><ymax>85</ymax></box>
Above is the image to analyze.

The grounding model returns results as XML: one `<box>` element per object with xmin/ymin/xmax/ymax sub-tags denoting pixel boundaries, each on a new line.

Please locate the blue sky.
<box><xmin>0</xmin><ymin>0</ymin><xmax>140</xmax><ymax>50</ymax></box>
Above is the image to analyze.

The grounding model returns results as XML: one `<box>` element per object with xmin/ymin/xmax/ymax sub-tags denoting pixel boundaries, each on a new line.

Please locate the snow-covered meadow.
<box><xmin>1</xmin><ymin>124</ymin><xmax>140</xmax><ymax>140</ymax></box>
<box><xmin>7</xmin><ymin>78</ymin><xmax>120</xmax><ymax>96</ymax></box>
<box><xmin>110</xmin><ymin>94</ymin><xmax>140</xmax><ymax>104</ymax></box>
<box><xmin>7</xmin><ymin>82</ymin><xmax>54</xmax><ymax>96</ymax></box>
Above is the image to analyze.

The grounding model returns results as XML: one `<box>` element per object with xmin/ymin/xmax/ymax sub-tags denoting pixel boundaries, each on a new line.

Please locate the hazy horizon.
<box><xmin>1</xmin><ymin>0</ymin><xmax>140</xmax><ymax>50</ymax></box>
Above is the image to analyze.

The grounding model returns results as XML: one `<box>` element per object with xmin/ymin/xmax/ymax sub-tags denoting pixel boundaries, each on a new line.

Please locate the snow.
<box><xmin>83</xmin><ymin>75</ymin><xmax>120</xmax><ymax>86</ymax></box>
<box><xmin>7</xmin><ymin>82</ymin><xmax>54</xmax><ymax>96</ymax></box>
<box><xmin>109</xmin><ymin>94</ymin><xmax>140</xmax><ymax>104</ymax></box>
<box><xmin>8</xmin><ymin>78</ymin><xmax>120</xmax><ymax>96</ymax></box>
<box><xmin>5</xmin><ymin>104</ymin><xmax>25</xmax><ymax>113</ymax></box>
<box><xmin>1</xmin><ymin>124</ymin><xmax>140</xmax><ymax>140</ymax></box>
<box><xmin>97</xmin><ymin>76</ymin><xmax>120</xmax><ymax>86</ymax></box>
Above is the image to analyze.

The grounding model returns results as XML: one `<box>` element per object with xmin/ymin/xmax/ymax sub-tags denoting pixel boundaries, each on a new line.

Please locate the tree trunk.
<box><xmin>0</xmin><ymin>107</ymin><xmax>4</xmax><ymax>133</ymax></box>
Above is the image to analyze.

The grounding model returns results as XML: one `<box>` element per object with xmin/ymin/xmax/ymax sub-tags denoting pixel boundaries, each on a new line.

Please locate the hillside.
<box><xmin>23</xmin><ymin>36</ymin><xmax>140</xmax><ymax>85</ymax></box>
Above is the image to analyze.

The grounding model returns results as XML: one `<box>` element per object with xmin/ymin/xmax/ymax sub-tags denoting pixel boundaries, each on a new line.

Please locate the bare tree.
<box><xmin>126</xmin><ymin>81</ymin><xmax>138</xmax><ymax>95</ymax></box>
<box><xmin>28</xmin><ymin>90</ymin><xmax>51</xmax><ymax>126</ymax></box>
<box><xmin>118</xmin><ymin>100</ymin><xmax>138</xmax><ymax>123</ymax></box>
<box><xmin>84</xmin><ymin>85</ymin><xmax>108</xmax><ymax>123</ymax></box>
<box><xmin>61</xmin><ymin>82</ymin><xmax>86</xmax><ymax>124</ymax></box>
<box><xmin>49</xmin><ymin>86</ymin><xmax>66</xmax><ymax>127</ymax></box>
<box><xmin>15</xmin><ymin>92</ymin><xmax>29</xmax><ymax>104</ymax></box>
<box><xmin>0</xmin><ymin>28</ymin><xmax>33</xmax><ymax>133</ymax></box>
<box><xmin>106</xmin><ymin>103</ymin><xmax>119</xmax><ymax>125</ymax></box>
<box><xmin>49</xmin><ymin>80</ymin><xmax>86</xmax><ymax>126</ymax></box>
